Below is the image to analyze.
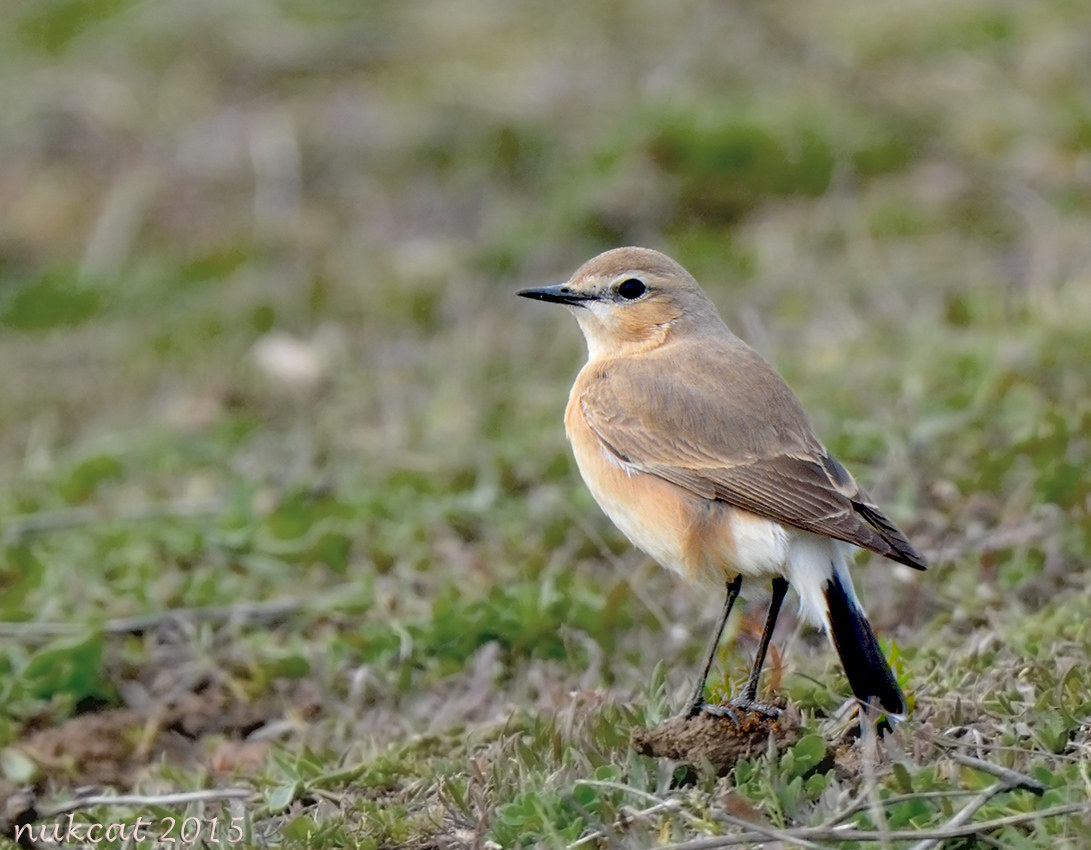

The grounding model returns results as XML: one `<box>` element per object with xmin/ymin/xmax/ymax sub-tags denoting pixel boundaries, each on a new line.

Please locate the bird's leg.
<box><xmin>743</xmin><ymin>577</ymin><xmax>788</xmax><ymax>702</ymax></box>
<box><xmin>684</xmin><ymin>575</ymin><xmax>743</xmax><ymax>718</ymax></box>
<box><xmin>729</xmin><ymin>576</ymin><xmax>789</xmax><ymax>718</ymax></box>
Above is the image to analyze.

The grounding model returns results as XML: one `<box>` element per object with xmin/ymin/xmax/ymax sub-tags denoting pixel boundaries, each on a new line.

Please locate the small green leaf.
<box><xmin>267</xmin><ymin>654</ymin><xmax>311</xmax><ymax>679</ymax></box>
<box><xmin>282</xmin><ymin>814</ymin><xmax>317</xmax><ymax>841</ymax></box>
<box><xmin>785</xmin><ymin>734</ymin><xmax>827</xmax><ymax>776</ymax></box>
<box><xmin>593</xmin><ymin>764</ymin><xmax>621</xmax><ymax>782</ymax></box>
<box><xmin>61</xmin><ymin>454</ymin><xmax>124</xmax><ymax>504</ymax></box>
<box><xmin>892</xmin><ymin>761</ymin><xmax>914</xmax><ymax>793</ymax></box>
<box><xmin>571</xmin><ymin>782</ymin><xmax>597</xmax><ymax>808</ymax></box>
<box><xmin>0</xmin><ymin>273</ymin><xmax>101</xmax><ymax>329</ymax></box>
<box><xmin>266</xmin><ymin>782</ymin><xmax>301</xmax><ymax>812</ymax></box>
<box><xmin>21</xmin><ymin>635</ymin><xmax>111</xmax><ymax>702</ymax></box>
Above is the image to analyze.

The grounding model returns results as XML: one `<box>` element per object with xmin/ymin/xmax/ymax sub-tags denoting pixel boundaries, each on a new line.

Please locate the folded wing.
<box><xmin>578</xmin><ymin>340</ymin><xmax>926</xmax><ymax>570</ymax></box>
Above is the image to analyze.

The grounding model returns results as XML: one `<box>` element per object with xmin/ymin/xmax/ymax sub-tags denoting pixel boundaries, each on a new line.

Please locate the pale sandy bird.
<box><xmin>518</xmin><ymin>247</ymin><xmax>925</xmax><ymax>720</ymax></box>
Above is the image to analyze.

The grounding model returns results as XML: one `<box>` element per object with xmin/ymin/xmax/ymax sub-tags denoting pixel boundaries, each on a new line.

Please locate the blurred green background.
<box><xmin>1</xmin><ymin>0</ymin><xmax>1090</xmax><ymax>845</ymax></box>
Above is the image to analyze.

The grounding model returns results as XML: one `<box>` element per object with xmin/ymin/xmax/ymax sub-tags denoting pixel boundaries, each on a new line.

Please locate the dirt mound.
<box><xmin>633</xmin><ymin>707</ymin><xmax>804</xmax><ymax>774</ymax></box>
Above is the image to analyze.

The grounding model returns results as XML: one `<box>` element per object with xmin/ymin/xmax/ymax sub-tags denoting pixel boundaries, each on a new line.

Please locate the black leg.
<box><xmin>684</xmin><ymin>575</ymin><xmax>743</xmax><ymax>717</ymax></box>
<box><xmin>743</xmin><ymin>576</ymin><xmax>789</xmax><ymax>702</ymax></box>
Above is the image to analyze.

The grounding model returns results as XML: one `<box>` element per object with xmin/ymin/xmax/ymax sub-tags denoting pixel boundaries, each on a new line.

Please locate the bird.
<box><xmin>517</xmin><ymin>247</ymin><xmax>925</xmax><ymax>721</ymax></box>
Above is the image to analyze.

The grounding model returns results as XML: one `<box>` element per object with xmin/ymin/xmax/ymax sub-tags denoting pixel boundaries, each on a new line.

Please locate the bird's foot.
<box><xmin>682</xmin><ymin>696</ymin><xmax>782</xmax><ymax>724</ymax></box>
<box><xmin>695</xmin><ymin>702</ymin><xmax>744</xmax><ymax>724</ymax></box>
<box><xmin>726</xmin><ymin>696</ymin><xmax>782</xmax><ymax>719</ymax></box>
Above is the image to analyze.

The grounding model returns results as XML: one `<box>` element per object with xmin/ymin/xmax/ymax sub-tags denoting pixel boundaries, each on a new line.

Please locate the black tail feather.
<box><xmin>825</xmin><ymin>571</ymin><xmax>907</xmax><ymax>718</ymax></box>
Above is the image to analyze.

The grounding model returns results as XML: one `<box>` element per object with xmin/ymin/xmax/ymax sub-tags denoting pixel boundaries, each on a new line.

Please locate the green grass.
<box><xmin>1</xmin><ymin>0</ymin><xmax>1090</xmax><ymax>846</ymax></box>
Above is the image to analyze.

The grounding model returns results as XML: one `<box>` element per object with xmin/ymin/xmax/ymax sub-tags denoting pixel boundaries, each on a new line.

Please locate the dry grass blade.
<box><xmin>1</xmin><ymin>500</ymin><xmax>223</xmax><ymax>545</ymax></box>
<box><xmin>657</xmin><ymin>803</ymin><xmax>1088</xmax><ymax>849</ymax></box>
<box><xmin>39</xmin><ymin>788</ymin><xmax>255</xmax><ymax>819</ymax></box>
<box><xmin>825</xmin><ymin>788</ymin><xmax>1015</xmax><ymax>828</ymax></box>
<box><xmin>906</xmin><ymin>782</ymin><xmax>1005</xmax><ymax>850</ymax></box>
<box><xmin>714</xmin><ymin>812</ymin><xmax>827</xmax><ymax>850</ymax></box>
<box><xmin>859</xmin><ymin>711</ymin><xmax>894</xmax><ymax>850</ymax></box>
<box><xmin>0</xmin><ymin>581</ymin><xmax>373</xmax><ymax>639</ymax></box>
<box><xmin>566</xmin><ymin>799</ymin><xmax>683</xmax><ymax>850</ymax></box>
<box><xmin>946</xmin><ymin>752</ymin><xmax>1047</xmax><ymax>796</ymax></box>
<box><xmin>0</xmin><ymin>598</ymin><xmax>306</xmax><ymax>639</ymax></box>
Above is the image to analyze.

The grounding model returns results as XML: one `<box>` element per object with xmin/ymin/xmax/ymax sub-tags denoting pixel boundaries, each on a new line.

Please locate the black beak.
<box><xmin>516</xmin><ymin>284</ymin><xmax>594</xmax><ymax>306</ymax></box>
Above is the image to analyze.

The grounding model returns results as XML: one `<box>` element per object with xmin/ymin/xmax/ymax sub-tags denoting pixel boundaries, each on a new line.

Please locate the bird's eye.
<box><xmin>617</xmin><ymin>278</ymin><xmax>646</xmax><ymax>300</ymax></box>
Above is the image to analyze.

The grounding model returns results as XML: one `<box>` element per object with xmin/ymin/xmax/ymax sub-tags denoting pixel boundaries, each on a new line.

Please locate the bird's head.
<box><xmin>517</xmin><ymin>247</ymin><xmax>724</xmax><ymax>360</ymax></box>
